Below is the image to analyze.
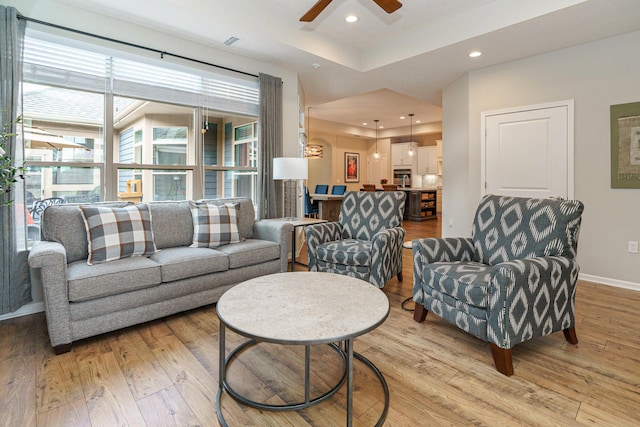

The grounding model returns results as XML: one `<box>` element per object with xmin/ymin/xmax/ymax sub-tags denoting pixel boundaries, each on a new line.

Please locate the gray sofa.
<box><xmin>28</xmin><ymin>198</ymin><xmax>292</xmax><ymax>354</ymax></box>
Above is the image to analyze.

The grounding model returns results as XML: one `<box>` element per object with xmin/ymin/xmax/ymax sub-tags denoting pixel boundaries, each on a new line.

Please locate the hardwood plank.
<box><xmin>137</xmin><ymin>319</ymin><xmax>181</xmax><ymax>351</ymax></box>
<box><xmin>77</xmin><ymin>351</ymin><xmax>147</xmax><ymax>427</ymax></box>
<box><xmin>109</xmin><ymin>329</ymin><xmax>174</xmax><ymax>400</ymax></box>
<box><xmin>151</xmin><ymin>341</ymin><xmax>221</xmax><ymax>426</ymax></box>
<box><xmin>0</xmin><ymin>355</ymin><xmax>36</xmax><ymax>427</ymax></box>
<box><xmin>136</xmin><ymin>386</ymin><xmax>201</xmax><ymax>427</ymax></box>
<box><xmin>36</xmin><ymin>349</ymin><xmax>84</xmax><ymax>414</ymax></box>
<box><xmin>576</xmin><ymin>398</ymin><xmax>640</xmax><ymax>426</ymax></box>
<box><xmin>36</xmin><ymin>399</ymin><xmax>91</xmax><ymax>427</ymax></box>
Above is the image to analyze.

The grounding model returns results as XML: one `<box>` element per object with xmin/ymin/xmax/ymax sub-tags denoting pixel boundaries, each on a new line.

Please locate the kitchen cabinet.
<box><xmin>417</xmin><ymin>146</ymin><xmax>438</xmax><ymax>174</ymax></box>
<box><xmin>406</xmin><ymin>189</ymin><xmax>437</xmax><ymax>221</ymax></box>
<box><xmin>392</xmin><ymin>142</ymin><xmax>417</xmax><ymax>167</ymax></box>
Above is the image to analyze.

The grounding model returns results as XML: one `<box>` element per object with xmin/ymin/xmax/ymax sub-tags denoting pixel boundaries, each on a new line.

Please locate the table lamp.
<box><xmin>273</xmin><ymin>157</ymin><xmax>308</xmax><ymax>219</ymax></box>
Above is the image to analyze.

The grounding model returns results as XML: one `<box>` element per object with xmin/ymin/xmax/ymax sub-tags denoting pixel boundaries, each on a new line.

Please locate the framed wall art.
<box><xmin>345</xmin><ymin>152</ymin><xmax>359</xmax><ymax>183</ymax></box>
<box><xmin>611</xmin><ymin>102</ymin><xmax>640</xmax><ymax>188</ymax></box>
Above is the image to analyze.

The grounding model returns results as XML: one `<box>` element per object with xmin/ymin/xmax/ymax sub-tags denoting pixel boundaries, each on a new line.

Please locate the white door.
<box><xmin>482</xmin><ymin>100</ymin><xmax>574</xmax><ymax>199</ymax></box>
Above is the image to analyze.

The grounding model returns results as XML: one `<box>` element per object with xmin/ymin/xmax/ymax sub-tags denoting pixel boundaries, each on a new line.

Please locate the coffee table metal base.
<box><xmin>216</xmin><ymin>324</ymin><xmax>389</xmax><ymax>427</ymax></box>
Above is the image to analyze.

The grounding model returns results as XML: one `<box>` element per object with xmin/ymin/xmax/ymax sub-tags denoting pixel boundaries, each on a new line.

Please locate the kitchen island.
<box><xmin>359</xmin><ymin>187</ymin><xmax>438</xmax><ymax>221</ymax></box>
<box><xmin>404</xmin><ymin>188</ymin><xmax>438</xmax><ymax>221</ymax></box>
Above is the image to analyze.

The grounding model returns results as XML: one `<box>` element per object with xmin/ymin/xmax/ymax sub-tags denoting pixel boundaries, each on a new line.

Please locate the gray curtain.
<box><xmin>257</xmin><ymin>73</ymin><xmax>283</xmax><ymax>219</ymax></box>
<box><xmin>0</xmin><ymin>6</ymin><xmax>30</xmax><ymax>314</ymax></box>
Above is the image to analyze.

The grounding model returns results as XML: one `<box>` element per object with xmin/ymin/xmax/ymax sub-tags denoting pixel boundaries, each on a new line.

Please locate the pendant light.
<box><xmin>373</xmin><ymin>119</ymin><xmax>380</xmax><ymax>159</ymax></box>
<box><xmin>408</xmin><ymin>113</ymin><xmax>414</xmax><ymax>156</ymax></box>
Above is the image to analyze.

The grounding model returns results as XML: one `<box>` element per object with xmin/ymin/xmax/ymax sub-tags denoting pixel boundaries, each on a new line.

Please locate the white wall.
<box><xmin>442</xmin><ymin>30</ymin><xmax>640</xmax><ymax>289</ymax></box>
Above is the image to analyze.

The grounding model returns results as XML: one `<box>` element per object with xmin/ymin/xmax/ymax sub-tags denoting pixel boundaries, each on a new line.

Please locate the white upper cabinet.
<box><xmin>391</xmin><ymin>142</ymin><xmax>417</xmax><ymax>167</ymax></box>
<box><xmin>417</xmin><ymin>146</ymin><xmax>438</xmax><ymax>174</ymax></box>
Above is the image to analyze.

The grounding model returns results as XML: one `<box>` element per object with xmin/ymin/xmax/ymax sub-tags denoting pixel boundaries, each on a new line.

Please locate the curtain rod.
<box><xmin>17</xmin><ymin>15</ymin><xmax>259</xmax><ymax>79</ymax></box>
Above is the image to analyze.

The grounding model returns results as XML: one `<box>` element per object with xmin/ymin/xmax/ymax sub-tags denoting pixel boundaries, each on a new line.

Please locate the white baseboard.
<box><xmin>0</xmin><ymin>301</ymin><xmax>44</xmax><ymax>322</ymax></box>
<box><xmin>579</xmin><ymin>273</ymin><xmax>640</xmax><ymax>292</ymax></box>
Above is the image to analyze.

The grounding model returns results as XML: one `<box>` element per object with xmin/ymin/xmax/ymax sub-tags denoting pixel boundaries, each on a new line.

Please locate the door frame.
<box><xmin>480</xmin><ymin>99</ymin><xmax>575</xmax><ymax>199</ymax></box>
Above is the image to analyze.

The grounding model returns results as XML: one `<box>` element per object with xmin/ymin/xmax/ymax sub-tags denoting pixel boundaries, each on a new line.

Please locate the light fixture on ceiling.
<box><xmin>311</xmin><ymin>63</ymin><xmax>321</xmax><ymax>69</ymax></box>
<box><xmin>469</xmin><ymin>51</ymin><xmax>482</xmax><ymax>58</ymax></box>
<box><xmin>304</xmin><ymin>106</ymin><xmax>323</xmax><ymax>159</ymax></box>
<box><xmin>345</xmin><ymin>15</ymin><xmax>359</xmax><ymax>23</ymax></box>
<box><xmin>373</xmin><ymin>119</ymin><xmax>380</xmax><ymax>159</ymax></box>
<box><xmin>408</xmin><ymin>113</ymin><xmax>415</xmax><ymax>156</ymax></box>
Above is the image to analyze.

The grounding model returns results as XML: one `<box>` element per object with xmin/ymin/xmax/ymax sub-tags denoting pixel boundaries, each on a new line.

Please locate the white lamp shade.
<box><xmin>273</xmin><ymin>157</ymin><xmax>308</xmax><ymax>180</ymax></box>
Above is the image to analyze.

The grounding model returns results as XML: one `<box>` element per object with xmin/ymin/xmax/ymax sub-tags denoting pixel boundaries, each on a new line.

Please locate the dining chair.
<box><xmin>304</xmin><ymin>186</ymin><xmax>319</xmax><ymax>218</ymax></box>
<box><xmin>382</xmin><ymin>184</ymin><xmax>398</xmax><ymax>191</ymax></box>
<box><xmin>362</xmin><ymin>184</ymin><xmax>377</xmax><ymax>192</ymax></box>
<box><xmin>314</xmin><ymin>184</ymin><xmax>329</xmax><ymax>194</ymax></box>
<box><xmin>331</xmin><ymin>185</ymin><xmax>346</xmax><ymax>195</ymax></box>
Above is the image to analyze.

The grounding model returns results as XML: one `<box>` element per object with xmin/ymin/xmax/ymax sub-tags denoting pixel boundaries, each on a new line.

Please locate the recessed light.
<box><xmin>311</xmin><ymin>63</ymin><xmax>321</xmax><ymax>69</ymax></box>
<box><xmin>379</xmin><ymin>126</ymin><xmax>384</xmax><ymax>129</ymax></box>
<box><xmin>345</xmin><ymin>15</ymin><xmax>358</xmax><ymax>23</ymax></box>
<box><xmin>362</xmin><ymin>122</ymin><xmax>368</xmax><ymax>126</ymax></box>
<box><xmin>400</xmin><ymin>116</ymin><xmax>405</xmax><ymax>120</ymax></box>
<box><xmin>416</xmin><ymin>120</ymin><xmax>421</xmax><ymax>123</ymax></box>
<box><xmin>469</xmin><ymin>51</ymin><xmax>482</xmax><ymax>58</ymax></box>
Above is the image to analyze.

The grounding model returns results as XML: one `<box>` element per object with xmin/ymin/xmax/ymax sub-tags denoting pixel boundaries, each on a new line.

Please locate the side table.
<box><xmin>263</xmin><ymin>217</ymin><xmax>327</xmax><ymax>270</ymax></box>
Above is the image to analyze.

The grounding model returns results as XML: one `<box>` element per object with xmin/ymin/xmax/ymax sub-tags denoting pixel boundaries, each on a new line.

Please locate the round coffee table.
<box><xmin>216</xmin><ymin>272</ymin><xmax>390</xmax><ymax>427</ymax></box>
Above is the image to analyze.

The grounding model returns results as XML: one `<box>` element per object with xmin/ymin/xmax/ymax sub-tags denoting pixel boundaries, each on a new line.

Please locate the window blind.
<box><xmin>23</xmin><ymin>29</ymin><xmax>259</xmax><ymax>116</ymax></box>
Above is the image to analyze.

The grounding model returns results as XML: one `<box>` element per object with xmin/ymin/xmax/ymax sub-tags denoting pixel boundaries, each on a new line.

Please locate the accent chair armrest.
<box><xmin>369</xmin><ymin>226</ymin><xmax>406</xmax><ymax>287</ymax></box>
<box><xmin>304</xmin><ymin>222</ymin><xmax>343</xmax><ymax>271</ymax></box>
<box><xmin>412</xmin><ymin>237</ymin><xmax>474</xmax><ymax>291</ymax></box>
<box><xmin>487</xmin><ymin>256</ymin><xmax>580</xmax><ymax>349</ymax></box>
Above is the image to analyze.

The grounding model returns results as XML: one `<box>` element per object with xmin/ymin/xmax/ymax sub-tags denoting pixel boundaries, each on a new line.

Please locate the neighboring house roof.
<box><xmin>23</xmin><ymin>86</ymin><xmax>134</xmax><ymax>125</ymax></box>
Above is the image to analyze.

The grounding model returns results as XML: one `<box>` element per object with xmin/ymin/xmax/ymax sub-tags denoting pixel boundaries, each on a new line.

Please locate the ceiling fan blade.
<box><xmin>300</xmin><ymin>0</ymin><xmax>334</xmax><ymax>22</ymax></box>
<box><xmin>373</xmin><ymin>0</ymin><xmax>402</xmax><ymax>14</ymax></box>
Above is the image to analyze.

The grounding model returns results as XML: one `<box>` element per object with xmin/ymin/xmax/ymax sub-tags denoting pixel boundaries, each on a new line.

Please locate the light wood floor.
<box><xmin>2</xmin><ymin>218</ymin><xmax>639</xmax><ymax>426</ymax></box>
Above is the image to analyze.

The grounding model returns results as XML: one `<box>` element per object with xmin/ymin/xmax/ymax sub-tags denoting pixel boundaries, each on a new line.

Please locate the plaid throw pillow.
<box><xmin>80</xmin><ymin>204</ymin><xmax>157</xmax><ymax>265</ymax></box>
<box><xmin>189</xmin><ymin>202</ymin><xmax>241</xmax><ymax>248</ymax></box>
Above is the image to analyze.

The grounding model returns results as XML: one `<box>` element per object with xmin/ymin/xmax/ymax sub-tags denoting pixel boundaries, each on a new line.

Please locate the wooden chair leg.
<box><xmin>490</xmin><ymin>343</ymin><xmax>514</xmax><ymax>376</ymax></box>
<box><xmin>413</xmin><ymin>303</ymin><xmax>428</xmax><ymax>323</ymax></box>
<box><xmin>563</xmin><ymin>327</ymin><xmax>578</xmax><ymax>345</ymax></box>
<box><xmin>397</xmin><ymin>271</ymin><xmax>403</xmax><ymax>282</ymax></box>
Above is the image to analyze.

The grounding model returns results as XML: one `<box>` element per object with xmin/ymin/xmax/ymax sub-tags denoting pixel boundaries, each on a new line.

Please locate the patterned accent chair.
<box><xmin>306</xmin><ymin>191</ymin><xmax>406</xmax><ymax>288</ymax></box>
<box><xmin>412</xmin><ymin>194</ymin><xmax>584</xmax><ymax>376</ymax></box>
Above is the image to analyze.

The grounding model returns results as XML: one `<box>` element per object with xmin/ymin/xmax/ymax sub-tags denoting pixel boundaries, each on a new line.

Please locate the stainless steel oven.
<box><xmin>393</xmin><ymin>168</ymin><xmax>412</xmax><ymax>188</ymax></box>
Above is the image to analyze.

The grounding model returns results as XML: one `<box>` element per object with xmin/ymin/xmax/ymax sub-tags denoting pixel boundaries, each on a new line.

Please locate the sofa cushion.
<box><xmin>148</xmin><ymin>247</ymin><xmax>229</xmax><ymax>282</ymax></box>
<box><xmin>189</xmin><ymin>202</ymin><xmax>242</xmax><ymax>248</ymax></box>
<box><xmin>216</xmin><ymin>239</ymin><xmax>280</xmax><ymax>269</ymax></box>
<box><xmin>147</xmin><ymin>201</ymin><xmax>194</xmax><ymax>249</ymax></box>
<box><xmin>315</xmin><ymin>239</ymin><xmax>372</xmax><ymax>266</ymax></box>
<box><xmin>423</xmin><ymin>261</ymin><xmax>493</xmax><ymax>308</ymax></box>
<box><xmin>80</xmin><ymin>204</ymin><xmax>157</xmax><ymax>265</ymax></box>
<box><xmin>67</xmin><ymin>256</ymin><xmax>162</xmax><ymax>302</ymax></box>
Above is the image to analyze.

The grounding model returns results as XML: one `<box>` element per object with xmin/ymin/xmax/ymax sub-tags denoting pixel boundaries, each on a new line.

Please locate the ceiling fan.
<box><xmin>300</xmin><ymin>0</ymin><xmax>403</xmax><ymax>22</ymax></box>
